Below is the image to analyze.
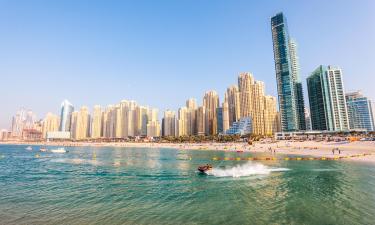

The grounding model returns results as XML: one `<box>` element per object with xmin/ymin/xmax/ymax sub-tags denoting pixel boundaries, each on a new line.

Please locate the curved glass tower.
<box><xmin>59</xmin><ymin>100</ymin><xmax>74</xmax><ymax>132</ymax></box>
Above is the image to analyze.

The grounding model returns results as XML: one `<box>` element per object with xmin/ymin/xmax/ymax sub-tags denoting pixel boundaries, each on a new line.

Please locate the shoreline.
<box><xmin>1</xmin><ymin>140</ymin><xmax>375</xmax><ymax>164</ymax></box>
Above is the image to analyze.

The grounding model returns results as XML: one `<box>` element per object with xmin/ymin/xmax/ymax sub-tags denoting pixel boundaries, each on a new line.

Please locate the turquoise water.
<box><xmin>0</xmin><ymin>145</ymin><xmax>375</xmax><ymax>225</ymax></box>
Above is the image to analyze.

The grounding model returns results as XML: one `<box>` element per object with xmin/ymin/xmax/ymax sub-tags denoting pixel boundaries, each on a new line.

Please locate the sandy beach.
<box><xmin>1</xmin><ymin>140</ymin><xmax>375</xmax><ymax>163</ymax></box>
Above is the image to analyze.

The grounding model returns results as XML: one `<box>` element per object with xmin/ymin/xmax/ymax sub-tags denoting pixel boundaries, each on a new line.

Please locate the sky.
<box><xmin>0</xmin><ymin>0</ymin><xmax>374</xmax><ymax>129</ymax></box>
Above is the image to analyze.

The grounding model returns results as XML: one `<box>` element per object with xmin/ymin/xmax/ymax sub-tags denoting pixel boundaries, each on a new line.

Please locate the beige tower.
<box><xmin>196</xmin><ymin>106</ymin><xmax>205</xmax><ymax>136</ymax></box>
<box><xmin>42</xmin><ymin>113</ymin><xmax>60</xmax><ymax>138</ymax></box>
<box><xmin>203</xmin><ymin>90</ymin><xmax>219</xmax><ymax>135</ymax></box>
<box><xmin>75</xmin><ymin>106</ymin><xmax>90</xmax><ymax>140</ymax></box>
<box><xmin>135</xmin><ymin>106</ymin><xmax>149</xmax><ymax>136</ymax></box>
<box><xmin>226</xmin><ymin>85</ymin><xmax>241</xmax><ymax>126</ymax></box>
<box><xmin>186</xmin><ymin>98</ymin><xmax>197</xmax><ymax>135</ymax></box>
<box><xmin>70</xmin><ymin>111</ymin><xmax>78</xmax><ymax>139</ymax></box>
<box><xmin>146</xmin><ymin>108</ymin><xmax>160</xmax><ymax>137</ymax></box>
<box><xmin>263</xmin><ymin>96</ymin><xmax>278</xmax><ymax>135</ymax></box>
<box><xmin>177</xmin><ymin>107</ymin><xmax>188</xmax><ymax>136</ymax></box>
<box><xmin>91</xmin><ymin>105</ymin><xmax>102</xmax><ymax>139</ymax></box>
<box><xmin>222</xmin><ymin>94</ymin><xmax>230</xmax><ymax>133</ymax></box>
<box><xmin>163</xmin><ymin>110</ymin><xmax>176</xmax><ymax>136</ymax></box>
<box><xmin>238</xmin><ymin>72</ymin><xmax>254</xmax><ymax>118</ymax></box>
<box><xmin>252</xmin><ymin>81</ymin><xmax>265</xmax><ymax>135</ymax></box>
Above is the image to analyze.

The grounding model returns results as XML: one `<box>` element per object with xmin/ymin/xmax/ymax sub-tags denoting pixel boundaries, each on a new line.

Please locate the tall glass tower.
<box><xmin>271</xmin><ymin>12</ymin><xmax>306</xmax><ymax>131</ymax></box>
<box><xmin>307</xmin><ymin>65</ymin><xmax>350</xmax><ymax>131</ymax></box>
<box><xmin>59</xmin><ymin>100</ymin><xmax>74</xmax><ymax>132</ymax></box>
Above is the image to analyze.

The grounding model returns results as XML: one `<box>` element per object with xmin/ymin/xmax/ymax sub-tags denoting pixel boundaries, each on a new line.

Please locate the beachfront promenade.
<box><xmin>1</xmin><ymin>140</ymin><xmax>375</xmax><ymax>163</ymax></box>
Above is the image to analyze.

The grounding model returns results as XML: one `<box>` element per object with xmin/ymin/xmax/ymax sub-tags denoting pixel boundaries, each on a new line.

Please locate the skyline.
<box><xmin>1</xmin><ymin>0</ymin><xmax>375</xmax><ymax>129</ymax></box>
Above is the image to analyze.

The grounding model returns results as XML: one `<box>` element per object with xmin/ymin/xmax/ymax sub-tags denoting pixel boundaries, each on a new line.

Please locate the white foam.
<box><xmin>206</xmin><ymin>162</ymin><xmax>289</xmax><ymax>178</ymax></box>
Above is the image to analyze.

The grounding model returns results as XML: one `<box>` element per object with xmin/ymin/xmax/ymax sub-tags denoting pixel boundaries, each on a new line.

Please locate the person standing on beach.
<box><xmin>332</xmin><ymin>148</ymin><xmax>335</xmax><ymax>155</ymax></box>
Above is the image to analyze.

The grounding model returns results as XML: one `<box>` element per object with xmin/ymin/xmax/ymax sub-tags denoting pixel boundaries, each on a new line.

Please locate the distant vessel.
<box><xmin>40</xmin><ymin>147</ymin><xmax>47</xmax><ymax>152</ymax></box>
<box><xmin>51</xmin><ymin>148</ymin><xmax>67</xmax><ymax>153</ymax></box>
<box><xmin>25</xmin><ymin>146</ymin><xmax>32</xmax><ymax>151</ymax></box>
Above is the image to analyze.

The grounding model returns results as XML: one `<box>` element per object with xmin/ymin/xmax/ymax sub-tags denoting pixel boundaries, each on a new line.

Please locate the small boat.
<box><xmin>197</xmin><ymin>164</ymin><xmax>213</xmax><ymax>174</ymax></box>
<box><xmin>40</xmin><ymin>147</ymin><xmax>47</xmax><ymax>152</ymax></box>
<box><xmin>236</xmin><ymin>150</ymin><xmax>244</xmax><ymax>153</ymax></box>
<box><xmin>51</xmin><ymin>148</ymin><xmax>67</xmax><ymax>153</ymax></box>
<box><xmin>25</xmin><ymin>146</ymin><xmax>32</xmax><ymax>151</ymax></box>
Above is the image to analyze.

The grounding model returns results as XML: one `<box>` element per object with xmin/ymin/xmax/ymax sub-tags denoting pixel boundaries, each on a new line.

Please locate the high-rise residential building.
<box><xmin>203</xmin><ymin>90</ymin><xmax>219</xmax><ymax>135</ymax></box>
<box><xmin>72</xmin><ymin>106</ymin><xmax>90</xmax><ymax>140</ymax></box>
<box><xmin>196</xmin><ymin>106</ymin><xmax>205</xmax><ymax>136</ymax></box>
<box><xmin>147</xmin><ymin>121</ymin><xmax>160</xmax><ymax>138</ymax></box>
<box><xmin>186</xmin><ymin>98</ymin><xmax>197</xmax><ymax>135</ymax></box>
<box><xmin>59</xmin><ymin>100</ymin><xmax>74</xmax><ymax>132</ymax></box>
<box><xmin>307</xmin><ymin>65</ymin><xmax>349</xmax><ymax>131</ymax></box>
<box><xmin>101</xmin><ymin>105</ymin><xmax>111</xmax><ymax>138</ymax></box>
<box><xmin>91</xmin><ymin>105</ymin><xmax>102</xmax><ymax>138</ymax></box>
<box><xmin>263</xmin><ymin>96</ymin><xmax>279</xmax><ymax>135</ymax></box>
<box><xmin>226</xmin><ymin>85</ymin><xmax>241</xmax><ymax>126</ymax></box>
<box><xmin>346</xmin><ymin>91</ymin><xmax>374</xmax><ymax>131</ymax></box>
<box><xmin>119</xmin><ymin>100</ymin><xmax>137</xmax><ymax>137</ymax></box>
<box><xmin>289</xmin><ymin>39</ymin><xmax>306</xmax><ymax>130</ymax></box>
<box><xmin>222</xmin><ymin>94</ymin><xmax>230</xmax><ymax>133</ymax></box>
<box><xmin>271</xmin><ymin>12</ymin><xmax>305</xmax><ymax>131</ymax></box>
<box><xmin>177</xmin><ymin>107</ymin><xmax>188</xmax><ymax>136</ymax></box>
<box><xmin>238</xmin><ymin>72</ymin><xmax>254</xmax><ymax>119</ymax></box>
<box><xmin>252</xmin><ymin>81</ymin><xmax>265</xmax><ymax>135</ymax></box>
<box><xmin>11</xmin><ymin>108</ymin><xmax>36</xmax><ymax>137</ymax></box>
<box><xmin>371</xmin><ymin>102</ymin><xmax>375</xmax><ymax>130</ymax></box>
<box><xmin>237</xmin><ymin>73</ymin><xmax>279</xmax><ymax>136</ymax></box>
<box><xmin>146</xmin><ymin>108</ymin><xmax>160</xmax><ymax>137</ymax></box>
<box><xmin>186</xmin><ymin>98</ymin><xmax>197</xmax><ymax>109</ymax></box>
<box><xmin>42</xmin><ymin>113</ymin><xmax>60</xmax><ymax>138</ymax></box>
<box><xmin>135</xmin><ymin>106</ymin><xmax>149</xmax><ymax>136</ymax></box>
<box><xmin>70</xmin><ymin>111</ymin><xmax>78</xmax><ymax>139</ymax></box>
<box><xmin>162</xmin><ymin>110</ymin><xmax>176</xmax><ymax>136</ymax></box>
<box><xmin>216</xmin><ymin>107</ymin><xmax>224</xmax><ymax>134</ymax></box>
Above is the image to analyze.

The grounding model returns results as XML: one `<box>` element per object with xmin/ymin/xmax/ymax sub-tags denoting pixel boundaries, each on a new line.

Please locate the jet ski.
<box><xmin>197</xmin><ymin>164</ymin><xmax>213</xmax><ymax>174</ymax></box>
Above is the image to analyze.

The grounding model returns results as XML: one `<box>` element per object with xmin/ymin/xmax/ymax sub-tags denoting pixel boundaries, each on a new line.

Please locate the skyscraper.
<box><xmin>289</xmin><ymin>39</ymin><xmax>306</xmax><ymax>130</ymax></box>
<box><xmin>91</xmin><ymin>105</ymin><xmax>102</xmax><ymax>138</ymax></box>
<box><xmin>196</xmin><ymin>106</ymin><xmax>205</xmax><ymax>136</ymax></box>
<box><xmin>216</xmin><ymin>107</ymin><xmax>223</xmax><ymax>134</ymax></box>
<box><xmin>146</xmin><ymin>108</ymin><xmax>160</xmax><ymax>137</ymax></box>
<box><xmin>222</xmin><ymin>94</ymin><xmax>230</xmax><ymax>133</ymax></box>
<box><xmin>177</xmin><ymin>107</ymin><xmax>188</xmax><ymax>136</ymax></box>
<box><xmin>237</xmin><ymin>73</ymin><xmax>278</xmax><ymax>135</ymax></box>
<box><xmin>238</xmin><ymin>72</ymin><xmax>254</xmax><ymax>119</ymax></box>
<box><xmin>72</xmin><ymin>106</ymin><xmax>90</xmax><ymax>140</ymax></box>
<box><xmin>59</xmin><ymin>100</ymin><xmax>74</xmax><ymax>132</ymax></box>
<box><xmin>162</xmin><ymin>110</ymin><xmax>176</xmax><ymax>136</ymax></box>
<box><xmin>203</xmin><ymin>90</ymin><xmax>219</xmax><ymax>135</ymax></box>
<box><xmin>307</xmin><ymin>65</ymin><xmax>349</xmax><ymax>131</ymax></box>
<box><xmin>11</xmin><ymin>108</ymin><xmax>36</xmax><ymax>137</ymax></box>
<box><xmin>271</xmin><ymin>12</ymin><xmax>305</xmax><ymax>131</ymax></box>
<box><xmin>185</xmin><ymin>98</ymin><xmax>197</xmax><ymax>135</ymax></box>
<box><xmin>263</xmin><ymin>96</ymin><xmax>279</xmax><ymax>135</ymax></box>
<box><xmin>346</xmin><ymin>91</ymin><xmax>374</xmax><ymax>131</ymax></box>
<box><xmin>226</xmin><ymin>85</ymin><xmax>241</xmax><ymax>126</ymax></box>
<box><xmin>42</xmin><ymin>113</ymin><xmax>60</xmax><ymax>138</ymax></box>
<box><xmin>135</xmin><ymin>106</ymin><xmax>149</xmax><ymax>136</ymax></box>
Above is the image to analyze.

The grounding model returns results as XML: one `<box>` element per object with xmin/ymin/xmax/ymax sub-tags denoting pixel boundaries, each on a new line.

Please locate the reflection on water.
<box><xmin>0</xmin><ymin>145</ymin><xmax>374</xmax><ymax>225</ymax></box>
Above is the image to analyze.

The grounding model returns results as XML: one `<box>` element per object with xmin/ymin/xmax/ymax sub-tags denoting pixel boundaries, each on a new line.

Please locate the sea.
<box><xmin>0</xmin><ymin>144</ymin><xmax>374</xmax><ymax>225</ymax></box>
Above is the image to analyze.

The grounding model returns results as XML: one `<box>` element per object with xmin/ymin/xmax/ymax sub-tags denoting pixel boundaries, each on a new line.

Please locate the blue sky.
<box><xmin>0</xmin><ymin>0</ymin><xmax>374</xmax><ymax>129</ymax></box>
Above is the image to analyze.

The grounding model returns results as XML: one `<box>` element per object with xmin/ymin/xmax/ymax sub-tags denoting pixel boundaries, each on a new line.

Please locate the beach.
<box><xmin>1</xmin><ymin>140</ymin><xmax>375</xmax><ymax>163</ymax></box>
